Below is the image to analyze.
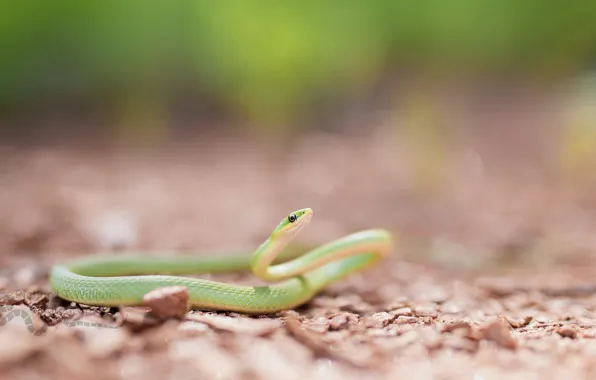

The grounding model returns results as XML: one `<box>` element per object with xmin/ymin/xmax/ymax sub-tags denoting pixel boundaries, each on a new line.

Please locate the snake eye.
<box><xmin>288</xmin><ymin>213</ymin><xmax>297</xmax><ymax>223</ymax></box>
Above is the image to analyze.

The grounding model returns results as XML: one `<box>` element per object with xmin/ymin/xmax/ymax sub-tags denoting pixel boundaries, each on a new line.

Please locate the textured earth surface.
<box><xmin>2</xmin><ymin>133</ymin><xmax>596</xmax><ymax>379</ymax></box>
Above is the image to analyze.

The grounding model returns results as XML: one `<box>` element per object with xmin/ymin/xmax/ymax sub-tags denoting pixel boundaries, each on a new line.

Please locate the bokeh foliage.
<box><xmin>1</xmin><ymin>1</ymin><xmax>596</xmax><ymax>127</ymax></box>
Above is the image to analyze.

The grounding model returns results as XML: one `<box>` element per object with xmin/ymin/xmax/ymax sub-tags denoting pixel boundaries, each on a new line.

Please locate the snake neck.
<box><xmin>250</xmin><ymin>235</ymin><xmax>292</xmax><ymax>282</ymax></box>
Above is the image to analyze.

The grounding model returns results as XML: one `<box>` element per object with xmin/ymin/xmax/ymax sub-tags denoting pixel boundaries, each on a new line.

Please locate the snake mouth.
<box><xmin>294</xmin><ymin>211</ymin><xmax>313</xmax><ymax>228</ymax></box>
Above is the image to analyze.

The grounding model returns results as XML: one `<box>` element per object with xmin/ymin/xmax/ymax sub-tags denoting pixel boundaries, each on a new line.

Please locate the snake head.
<box><xmin>271</xmin><ymin>208</ymin><xmax>313</xmax><ymax>239</ymax></box>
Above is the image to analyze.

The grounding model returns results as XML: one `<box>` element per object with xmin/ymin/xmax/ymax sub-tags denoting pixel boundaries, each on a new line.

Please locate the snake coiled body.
<box><xmin>50</xmin><ymin>208</ymin><xmax>393</xmax><ymax>313</ymax></box>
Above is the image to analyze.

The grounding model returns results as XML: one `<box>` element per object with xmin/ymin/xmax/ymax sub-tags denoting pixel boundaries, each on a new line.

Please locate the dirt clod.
<box><xmin>478</xmin><ymin>317</ymin><xmax>518</xmax><ymax>350</ymax></box>
<box><xmin>143</xmin><ymin>286</ymin><xmax>190</xmax><ymax>319</ymax></box>
<box><xmin>364</xmin><ymin>312</ymin><xmax>396</xmax><ymax>328</ymax></box>
<box><xmin>557</xmin><ymin>325</ymin><xmax>578</xmax><ymax>339</ymax></box>
<box><xmin>328</xmin><ymin>312</ymin><xmax>358</xmax><ymax>330</ymax></box>
<box><xmin>506</xmin><ymin>315</ymin><xmax>533</xmax><ymax>328</ymax></box>
<box><xmin>441</xmin><ymin>321</ymin><xmax>473</xmax><ymax>334</ymax></box>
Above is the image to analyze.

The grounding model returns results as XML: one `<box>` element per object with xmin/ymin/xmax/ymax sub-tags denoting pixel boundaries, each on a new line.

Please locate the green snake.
<box><xmin>50</xmin><ymin>208</ymin><xmax>394</xmax><ymax>314</ymax></box>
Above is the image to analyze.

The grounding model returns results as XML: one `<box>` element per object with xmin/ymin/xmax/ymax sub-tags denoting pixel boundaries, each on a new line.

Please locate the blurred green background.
<box><xmin>1</xmin><ymin>1</ymin><xmax>596</xmax><ymax>265</ymax></box>
<box><xmin>2</xmin><ymin>1</ymin><xmax>596</xmax><ymax>139</ymax></box>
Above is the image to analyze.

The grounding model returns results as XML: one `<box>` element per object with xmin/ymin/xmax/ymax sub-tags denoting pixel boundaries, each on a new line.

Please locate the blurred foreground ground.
<box><xmin>2</xmin><ymin>131</ymin><xmax>596</xmax><ymax>379</ymax></box>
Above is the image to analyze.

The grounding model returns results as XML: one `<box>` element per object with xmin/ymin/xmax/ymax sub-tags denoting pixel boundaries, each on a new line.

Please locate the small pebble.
<box><xmin>479</xmin><ymin>318</ymin><xmax>517</xmax><ymax>350</ymax></box>
<box><xmin>413</xmin><ymin>305</ymin><xmax>438</xmax><ymax>318</ymax></box>
<box><xmin>305</xmin><ymin>317</ymin><xmax>329</xmax><ymax>334</ymax></box>
<box><xmin>328</xmin><ymin>312</ymin><xmax>358</xmax><ymax>330</ymax></box>
<box><xmin>389</xmin><ymin>307</ymin><xmax>413</xmax><ymax>317</ymax></box>
<box><xmin>368</xmin><ymin>312</ymin><xmax>395</xmax><ymax>327</ymax></box>
<box><xmin>556</xmin><ymin>325</ymin><xmax>578</xmax><ymax>339</ymax></box>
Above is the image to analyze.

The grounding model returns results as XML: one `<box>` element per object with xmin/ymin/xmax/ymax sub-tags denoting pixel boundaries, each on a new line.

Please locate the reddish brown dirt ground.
<box><xmin>3</xmin><ymin>133</ymin><xmax>596</xmax><ymax>379</ymax></box>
